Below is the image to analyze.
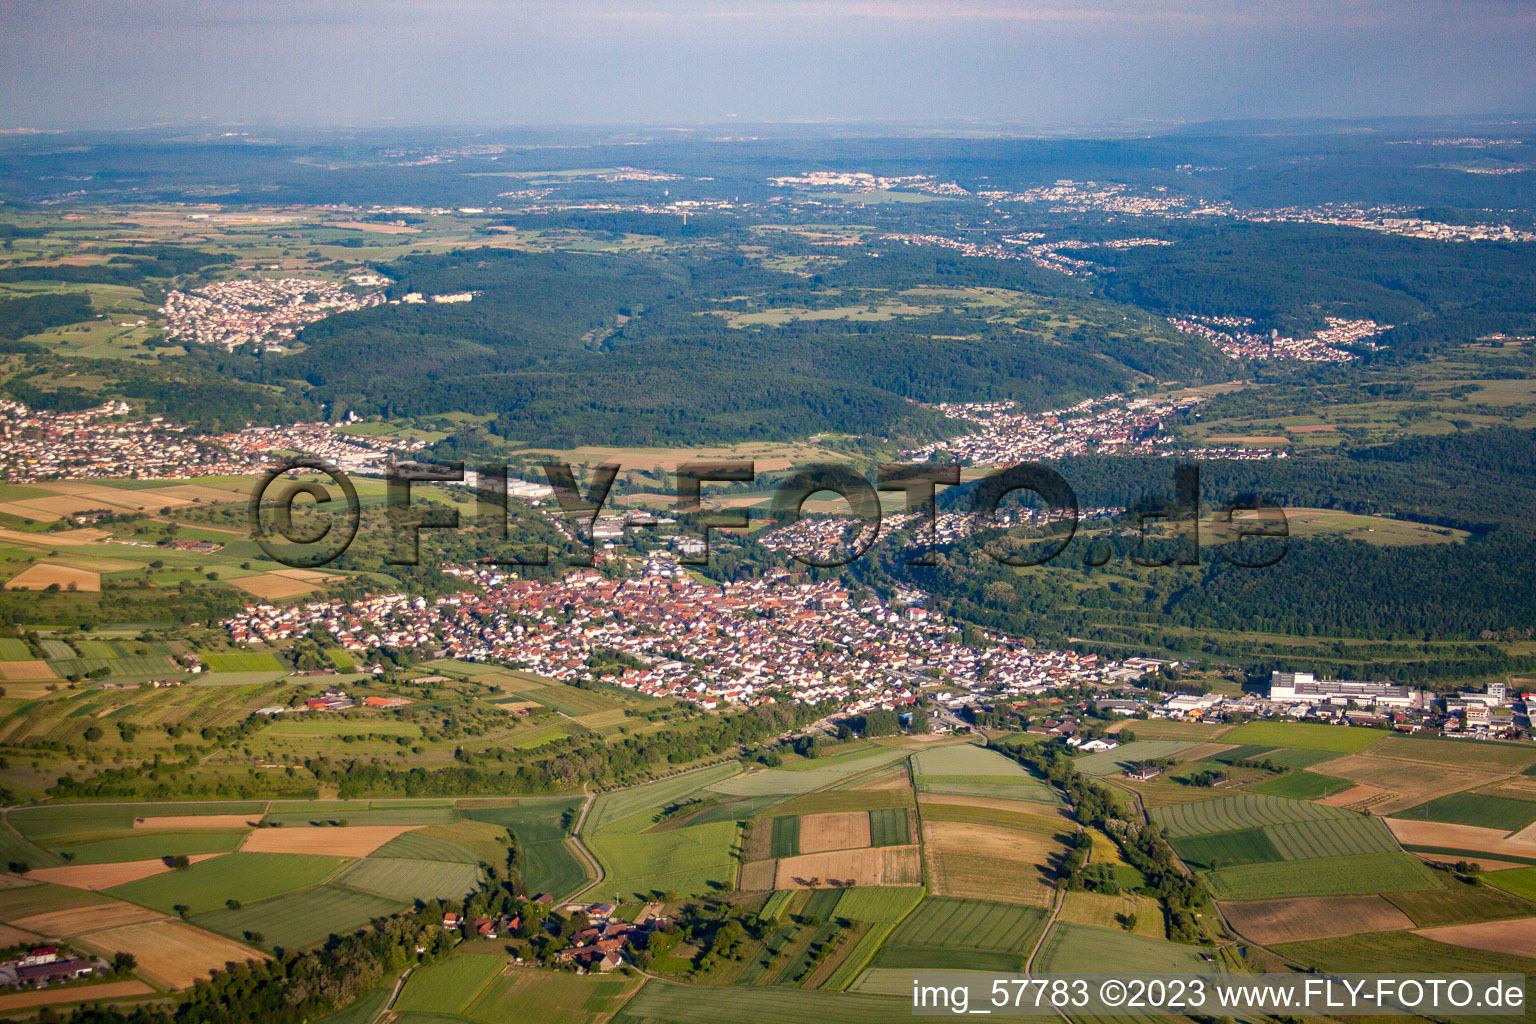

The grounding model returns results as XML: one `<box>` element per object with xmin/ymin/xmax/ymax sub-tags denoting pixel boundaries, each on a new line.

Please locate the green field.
<box><xmin>202</xmin><ymin>652</ymin><xmax>285</xmax><ymax>673</ymax></box>
<box><xmin>1171</xmin><ymin>828</ymin><xmax>1282</xmax><ymax>871</ymax></box>
<box><xmin>0</xmin><ymin>638</ymin><xmax>34</xmax><ymax>660</ymax></box>
<box><xmin>1033</xmin><ymin>922</ymin><xmax>1218</xmax><ymax>974</ymax></box>
<box><xmin>1384</xmin><ymin>874</ymin><xmax>1536</xmax><ymax>926</ymax></box>
<box><xmin>1248</xmin><ymin>770</ymin><xmax>1354</xmax><ymax>800</ymax></box>
<box><xmin>1149</xmin><ymin>793</ymin><xmax>1354</xmax><ymax>838</ymax></box>
<box><xmin>1274</xmin><ymin>931</ymin><xmax>1536</xmax><ymax>1024</ymax></box>
<box><xmin>770</xmin><ymin>815</ymin><xmax>801</xmax><ymax>858</ymax></box>
<box><xmin>1370</xmin><ymin>735</ymin><xmax>1536</xmax><ymax>772</ymax></box>
<box><xmin>0</xmin><ymin>882</ymin><xmax>115</xmax><ymax>920</ymax></box>
<box><xmin>106</xmin><ymin>851</ymin><xmax>349</xmax><ymax>913</ymax></box>
<box><xmin>9</xmin><ymin>801</ymin><xmax>264</xmax><ymax>844</ymax></box>
<box><xmin>1204</xmin><ymin>852</ymin><xmax>1440</xmax><ymax>900</ymax></box>
<box><xmin>872</xmin><ymin>897</ymin><xmax>1047</xmax><ymax>973</ymax></box>
<box><xmin>1263</xmin><ymin>815</ymin><xmax>1401</xmax><ymax>860</ymax></box>
<box><xmin>1395</xmin><ymin>792</ymin><xmax>1536</xmax><ymax>832</ymax></box>
<box><xmin>768</xmin><ymin>789</ymin><xmax>914</xmax><ymax>817</ymax></box>
<box><xmin>911</xmin><ymin>744</ymin><xmax>1033</xmax><ymax>777</ymax></box>
<box><xmin>335</xmin><ymin>857</ymin><xmax>483</xmax><ymax>901</ymax></box>
<box><xmin>194</xmin><ymin>884</ymin><xmax>408</xmax><ymax>951</ymax></box>
<box><xmin>587</xmin><ymin>819</ymin><xmax>738</xmax><ymax>900</ymax></box>
<box><xmin>395</xmin><ymin>954</ymin><xmax>507</xmax><ymax>1015</ymax></box>
<box><xmin>1482</xmin><ymin>866</ymin><xmax>1536</xmax><ymax>903</ymax></box>
<box><xmin>866</xmin><ymin>808</ymin><xmax>910</xmax><ymax>847</ymax></box>
<box><xmin>708</xmin><ymin>748</ymin><xmax>910</xmax><ymax>797</ymax></box>
<box><xmin>461</xmin><ymin>800</ymin><xmax>587</xmax><ymax>898</ymax></box>
<box><xmin>52</xmin><ymin>830</ymin><xmax>247</xmax><ymax>864</ymax></box>
<box><xmin>464</xmin><ymin>968</ymin><xmax>641</xmax><ymax>1022</ymax></box>
<box><xmin>913</xmin><ymin>777</ymin><xmax>1061</xmax><ymax>804</ymax></box>
<box><xmin>831</xmin><ymin>885</ymin><xmax>923</xmax><ymax>923</ymax></box>
<box><xmin>1073</xmin><ymin>740</ymin><xmax>1199</xmax><ymax>776</ymax></box>
<box><xmin>587</xmin><ymin>764</ymin><xmax>741</xmax><ymax>832</ymax></box>
<box><xmin>315</xmin><ymin>986</ymin><xmax>392</xmax><ymax>1024</ymax></box>
<box><xmin>264</xmin><ymin>805</ymin><xmax>458</xmax><ymax>827</ymax></box>
<box><xmin>614</xmin><ymin>979</ymin><xmax>909</xmax><ymax>1024</ymax></box>
<box><xmin>824</xmin><ymin>923</ymin><xmax>896</xmax><ymax>991</ymax></box>
<box><xmin>1219</xmin><ymin>721</ymin><xmax>1386</xmax><ymax>754</ymax></box>
<box><xmin>370</xmin><ymin>830</ymin><xmax>481</xmax><ymax>864</ymax></box>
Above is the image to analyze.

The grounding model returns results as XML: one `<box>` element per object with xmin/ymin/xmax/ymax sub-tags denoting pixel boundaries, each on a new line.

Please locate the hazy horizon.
<box><xmin>2</xmin><ymin>0</ymin><xmax>1534</xmax><ymax>130</ymax></box>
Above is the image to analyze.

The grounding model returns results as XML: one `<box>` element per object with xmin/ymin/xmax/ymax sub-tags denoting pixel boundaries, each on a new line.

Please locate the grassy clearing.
<box><xmin>1220</xmin><ymin>722</ymin><xmax>1386</xmax><ymax>754</ymax></box>
<box><xmin>106</xmin><ymin>852</ymin><xmax>348</xmax><ymax>914</ymax></box>
<box><xmin>194</xmin><ymin>885</ymin><xmax>407</xmax><ymax>951</ymax></box>
<box><xmin>1204</xmin><ymin>852</ymin><xmax>1441</xmax><ymax>900</ymax></box>
<box><xmin>1395</xmin><ymin>793</ymin><xmax>1536</xmax><ymax>832</ymax></box>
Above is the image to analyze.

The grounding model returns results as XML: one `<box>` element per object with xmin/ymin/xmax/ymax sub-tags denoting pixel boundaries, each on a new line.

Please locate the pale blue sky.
<box><xmin>1</xmin><ymin>0</ymin><xmax>1532</xmax><ymax>128</ymax></box>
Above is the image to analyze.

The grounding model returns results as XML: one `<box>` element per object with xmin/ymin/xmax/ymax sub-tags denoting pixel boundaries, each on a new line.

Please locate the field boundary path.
<box><xmin>567</xmin><ymin>790</ymin><xmax>604</xmax><ymax>901</ymax></box>
<box><xmin>369</xmin><ymin>962</ymin><xmax>416</xmax><ymax>1024</ymax></box>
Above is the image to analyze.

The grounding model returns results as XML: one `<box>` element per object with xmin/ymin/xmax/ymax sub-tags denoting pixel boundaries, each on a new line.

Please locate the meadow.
<box><xmin>1394</xmin><ymin>792</ymin><xmax>1536</xmax><ymax>832</ymax></box>
<box><xmin>460</xmin><ymin>800</ymin><xmax>588</xmax><ymax>898</ymax></box>
<box><xmin>769</xmin><ymin>816</ymin><xmax>801</xmax><ymax>858</ymax></box>
<box><xmin>106</xmin><ymin>852</ymin><xmax>348</xmax><ymax>913</ymax></box>
<box><xmin>1370</xmin><ymin>735</ymin><xmax>1536</xmax><ymax>772</ymax></box>
<box><xmin>335</xmin><ymin>857</ymin><xmax>483</xmax><ymax>902</ymax></box>
<box><xmin>831</xmin><ymin>885</ymin><xmax>923</xmax><ymax>924</ymax></box>
<box><xmin>1482</xmin><ymin>866</ymin><xmax>1536</xmax><ymax>902</ymax></box>
<box><xmin>587</xmin><ymin>763</ymin><xmax>741</xmax><ymax>833</ymax></box>
<box><xmin>1203</xmin><ymin>852</ymin><xmax>1440</xmax><ymax>900</ymax></box>
<box><xmin>1248</xmin><ymin>770</ymin><xmax>1354</xmax><ymax>800</ymax></box>
<box><xmin>1149</xmin><ymin>793</ymin><xmax>1354</xmax><ymax>838</ymax></box>
<box><xmin>1383</xmin><ymin>873</ymin><xmax>1536</xmax><ymax>927</ymax></box>
<box><xmin>872</xmin><ymin>897</ymin><xmax>1047</xmax><ymax>973</ymax></box>
<box><xmin>1219</xmin><ymin>721</ymin><xmax>1386</xmax><ymax>754</ymax></box>
<box><xmin>193</xmin><ymin>885</ymin><xmax>407</xmax><ymax>951</ymax></box>
<box><xmin>708</xmin><ymin>748</ymin><xmax>910</xmax><ymax>797</ymax></box>
<box><xmin>1073</xmin><ymin>740</ymin><xmax>1198</xmax><ymax>776</ymax></box>
<box><xmin>613</xmin><ymin>980</ymin><xmax>908</xmax><ymax>1024</ymax></box>
<box><xmin>1033</xmin><ymin>922</ymin><xmax>1217</xmax><ymax>974</ymax></box>
<box><xmin>866</xmin><ymin>807</ymin><xmax>911</xmax><ymax>847</ymax></box>
<box><xmin>586</xmin><ymin>819</ymin><xmax>738</xmax><ymax>900</ymax></box>
<box><xmin>394</xmin><ymin>954</ymin><xmax>507</xmax><ymax>1016</ymax></box>
<box><xmin>463</xmin><ymin>968</ymin><xmax>642</xmax><ymax>1023</ymax></box>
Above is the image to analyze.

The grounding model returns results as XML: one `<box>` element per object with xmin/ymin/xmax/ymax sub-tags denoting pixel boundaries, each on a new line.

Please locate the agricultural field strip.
<box><xmin>1150</xmin><ymin>793</ymin><xmax>1356</xmax><ymax>838</ymax></box>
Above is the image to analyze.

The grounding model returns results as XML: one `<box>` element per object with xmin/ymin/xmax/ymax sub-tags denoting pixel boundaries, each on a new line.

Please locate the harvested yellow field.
<box><xmin>0</xmin><ymin>661</ymin><xmax>57</xmax><ymax>681</ymax></box>
<box><xmin>1414</xmin><ymin>917</ymin><xmax>1536</xmax><ymax>959</ymax></box>
<box><xmin>1318</xmin><ymin>754</ymin><xmax>1504</xmax><ymax>814</ymax></box>
<box><xmin>1059</xmin><ymin>892</ymin><xmax>1164</xmax><ymax>938</ymax></box>
<box><xmin>230</xmin><ymin>573</ymin><xmax>322</xmax><ymax>599</ymax></box>
<box><xmin>27</xmin><ymin>853</ymin><xmax>225</xmax><ymax>890</ymax></box>
<box><xmin>0</xmin><ymin>924</ymin><xmax>39</xmax><ymax>946</ymax></box>
<box><xmin>774</xmin><ymin>845</ymin><xmax>920</xmax><ymax>889</ymax></box>
<box><xmin>241</xmin><ymin>824</ymin><xmax>418</xmax><ymax>856</ymax></box>
<box><xmin>0</xmin><ymin>981</ymin><xmax>152</xmax><ymax>1012</ymax></box>
<box><xmin>923</xmin><ymin>821</ymin><xmax>1065</xmax><ymax>906</ymax></box>
<box><xmin>4</xmin><ymin>563</ymin><xmax>100</xmax><ymax>592</ymax></box>
<box><xmin>14</xmin><ymin>900</ymin><xmax>166</xmax><ymax>937</ymax></box>
<box><xmin>135</xmin><ymin>814</ymin><xmax>261</xmax><ymax>830</ymax></box>
<box><xmin>1315</xmin><ymin>783</ymin><xmax>1393</xmax><ymax>809</ymax></box>
<box><xmin>0</xmin><ymin>501</ymin><xmax>64</xmax><ymax>522</ymax></box>
<box><xmin>1385</xmin><ymin>819</ymin><xmax>1536</xmax><ymax>859</ymax></box>
<box><xmin>77</xmin><ymin>919</ymin><xmax>267</xmax><ymax>989</ymax></box>
<box><xmin>0</xmin><ymin>526</ymin><xmax>107</xmax><ymax>546</ymax></box>
<box><xmin>798</xmin><ymin>812</ymin><xmax>872</xmax><ymax>854</ymax></box>
<box><xmin>1221</xmin><ymin>895</ymin><xmax>1414</xmax><ymax>944</ymax></box>
<box><xmin>152</xmin><ymin>484</ymin><xmax>252</xmax><ymax>504</ymax></box>
<box><xmin>851</xmin><ymin>768</ymin><xmax>910</xmax><ymax>790</ymax></box>
<box><xmin>739</xmin><ymin>858</ymin><xmax>777</xmax><ymax>891</ymax></box>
